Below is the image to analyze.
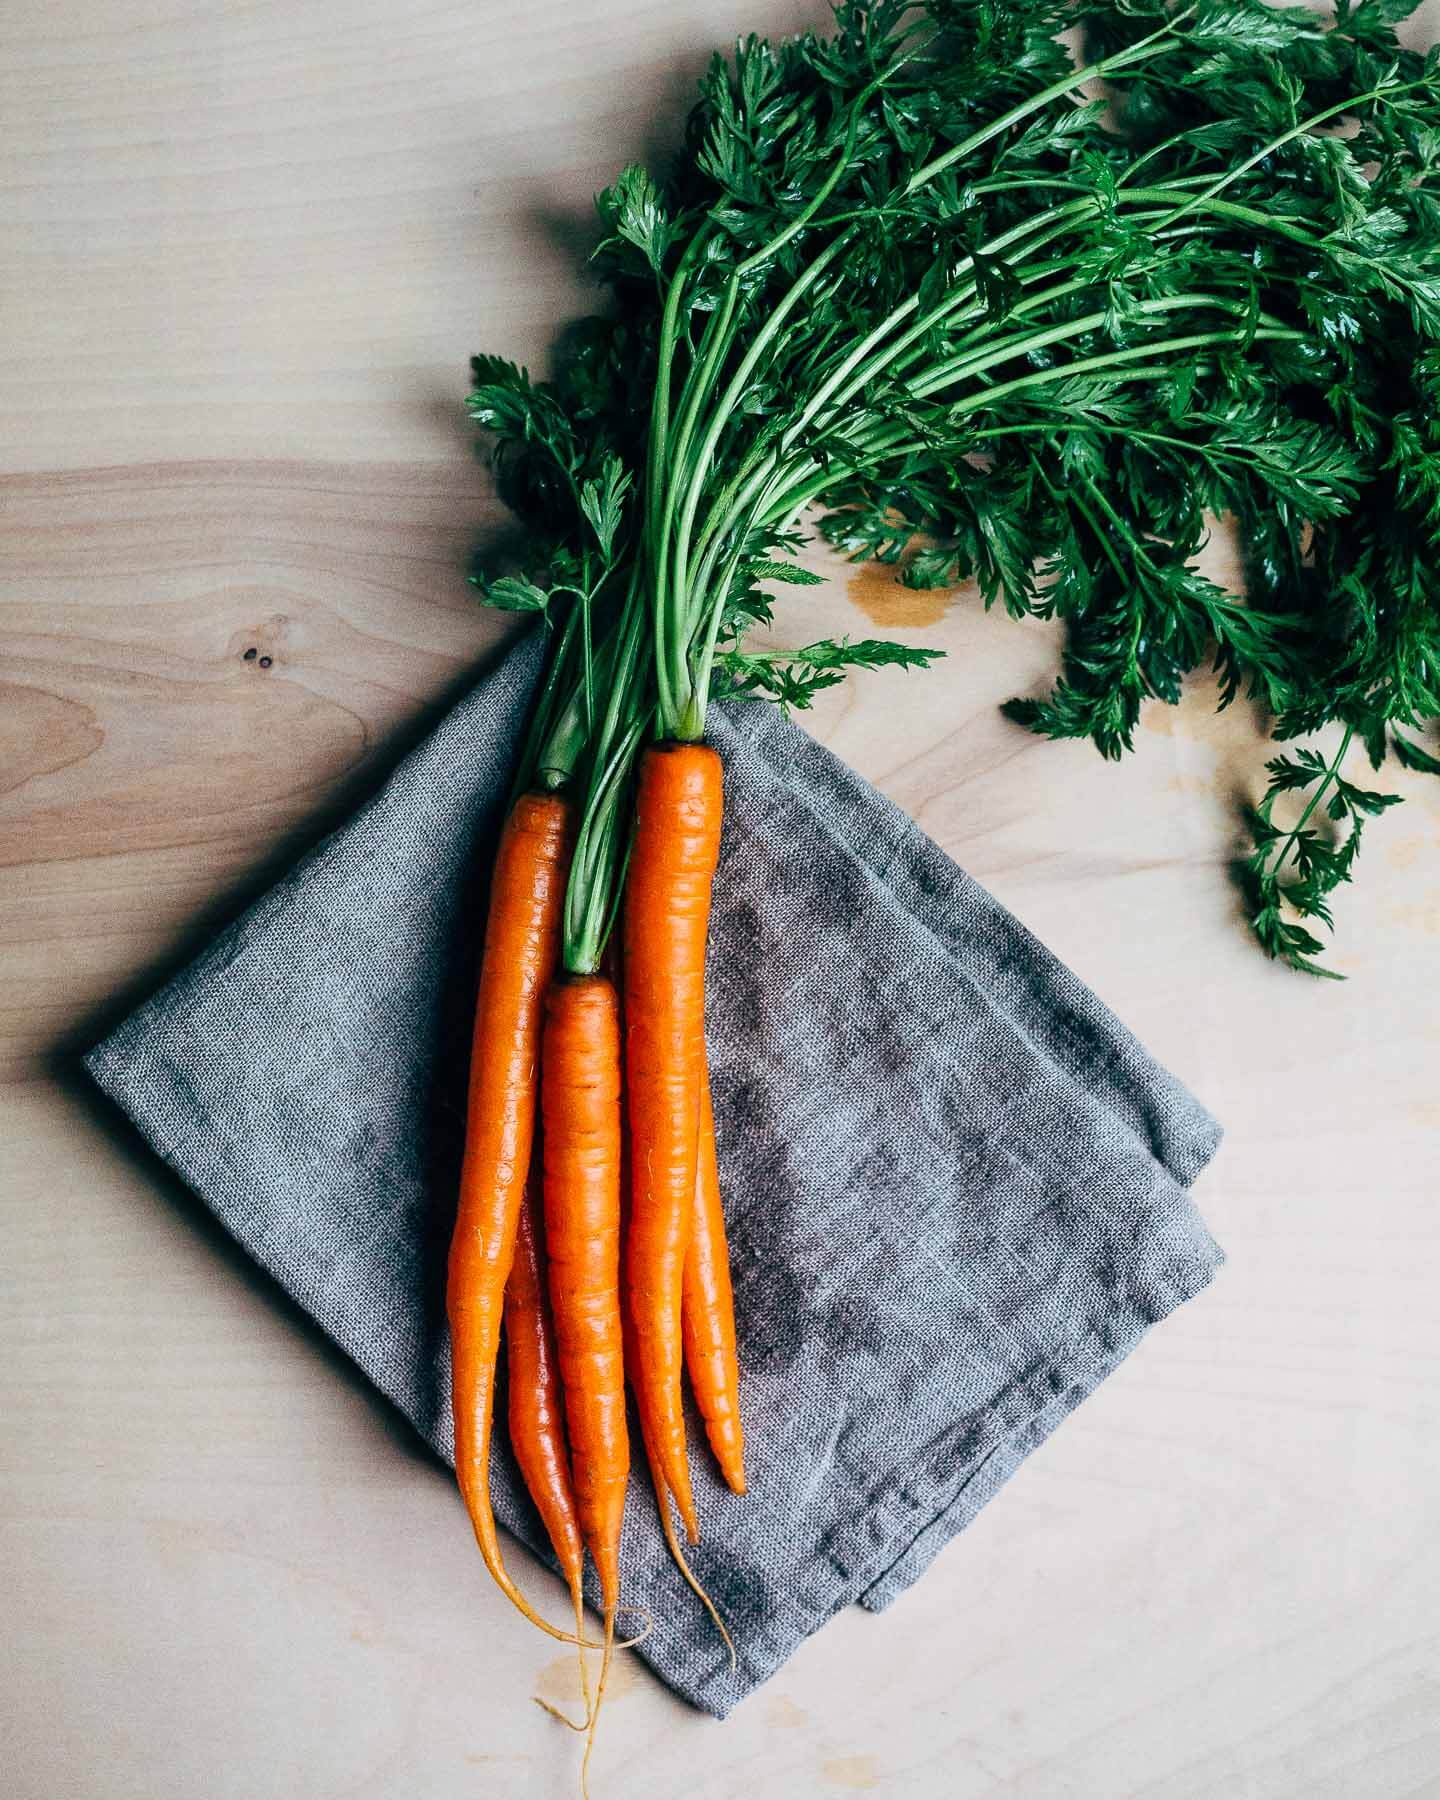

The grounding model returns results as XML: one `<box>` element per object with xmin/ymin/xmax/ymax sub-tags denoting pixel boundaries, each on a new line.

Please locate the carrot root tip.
<box><xmin>532</xmin><ymin>1695</ymin><xmax>589</xmax><ymax>1733</ymax></box>
<box><xmin>614</xmin><ymin>1604</ymin><xmax>654</xmax><ymax>1650</ymax></box>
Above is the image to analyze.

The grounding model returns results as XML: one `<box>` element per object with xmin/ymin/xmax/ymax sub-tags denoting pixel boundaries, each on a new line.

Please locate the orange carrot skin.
<box><xmin>504</xmin><ymin>1166</ymin><xmax>586</xmax><ymax>1598</ymax></box>
<box><xmin>447</xmin><ymin>791</ymin><xmax>571</xmax><ymax>1628</ymax></box>
<box><xmin>622</xmin><ymin>741</ymin><xmax>724</xmax><ymax>1543</ymax></box>
<box><xmin>541</xmin><ymin>974</ymin><xmax>629</xmax><ymax>1614</ymax></box>
<box><xmin>683</xmin><ymin>1069</ymin><xmax>746</xmax><ymax>1495</ymax></box>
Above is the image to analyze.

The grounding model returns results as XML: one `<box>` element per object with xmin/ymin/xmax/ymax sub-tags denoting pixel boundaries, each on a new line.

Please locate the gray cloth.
<box><xmin>85</xmin><ymin>629</ymin><xmax>1223</xmax><ymax>1718</ymax></box>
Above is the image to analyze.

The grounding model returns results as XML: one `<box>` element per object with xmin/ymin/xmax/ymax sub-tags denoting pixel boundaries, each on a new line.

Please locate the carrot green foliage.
<box><xmin>470</xmin><ymin>0</ymin><xmax>1440</xmax><ymax>977</ymax></box>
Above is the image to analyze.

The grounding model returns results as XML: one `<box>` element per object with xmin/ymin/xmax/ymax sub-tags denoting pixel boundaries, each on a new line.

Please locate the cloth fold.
<box><xmin>85</xmin><ymin>629</ymin><xmax>1222</xmax><ymax>1717</ymax></box>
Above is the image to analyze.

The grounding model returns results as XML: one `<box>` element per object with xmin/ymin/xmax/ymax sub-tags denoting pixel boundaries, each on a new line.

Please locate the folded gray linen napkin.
<box><xmin>85</xmin><ymin>628</ymin><xmax>1223</xmax><ymax>1717</ymax></box>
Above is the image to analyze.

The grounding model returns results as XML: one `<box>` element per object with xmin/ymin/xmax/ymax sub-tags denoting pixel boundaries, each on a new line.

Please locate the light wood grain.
<box><xmin>4</xmin><ymin>4</ymin><xmax>1440</xmax><ymax>1797</ymax></box>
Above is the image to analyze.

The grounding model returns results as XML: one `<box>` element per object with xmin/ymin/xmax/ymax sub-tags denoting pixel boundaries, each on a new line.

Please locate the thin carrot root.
<box><xmin>644</xmin><ymin>1445</ymin><xmax>736</xmax><ymax>1671</ymax></box>
<box><xmin>572</xmin><ymin>1577</ymin><xmax>594</xmax><ymax>1726</ymax></box>
<box><xmin>575</xmin><ymin>1538</ymin><xmax>623</xmax><ymax>1800</ymax></box>
<box><xmin>614</xmin><ymin>1606</ymin><xmax>654</xmax><ymax>1650</ymax></box>
<box><xmin>453</xmin><ymin>1472</ymin><xmax>604</xmax><ymax>1648</ymax></box>
<box><xmin>536</xmin><ymin>1699</ymin><xmax>586</xmax><ymax>1728</ymax></box>
<box><xmin>533</xmin><ymin>1695</ymin><xmax>589</xmax><ymax>1732</ymax></box>
<box><xmin>532</xmin><ymin>1573</ymin><xmax>596</xmax><ymax>1733</ymax></box>
<box><xmin>580</xmin><ymin>1601</ymin><xmax>615</xmax><ymax>1800</ymax></box>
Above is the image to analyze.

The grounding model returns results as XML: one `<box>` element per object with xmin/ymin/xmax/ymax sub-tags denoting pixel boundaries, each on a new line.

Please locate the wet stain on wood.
<box><xmin>847</xmin><ymin>563</ymin><xmax>953</xmax><ymax>629</ymax></box>
<box><xmin>765</xmin><ymin>1693</ymin><xmax>809</xmax><ymax>1730</ymax></box>
<box><xmin>534</xmin><ymin>1649</ymin><xmax>640</xmax><ymax>1708</ymax></box>
<box><xmin>822</xmin><ymin>1751</ymin><xmax>882</xmax><ymax>1790</ymax></box>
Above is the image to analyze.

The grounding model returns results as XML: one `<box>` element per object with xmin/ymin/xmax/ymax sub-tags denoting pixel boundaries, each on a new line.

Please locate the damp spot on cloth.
<box><xmin>731</xmin><ymin>1223</ymin><xmax>811</xmax><ymax>1373</ymax></box>
<box><xmin>811</xmin><ymin>838</ymin><xmax>878</xmax><ymax>938</ymax></box>
<box><xmin>720</xmin><ymin>1123</ymin><xmax>830</xmax><ymax>1362</ymax></box>
<box><xmin>812</xmin><ymin>1284</ymin><xmax>890</xmax><ymax>1363</ymax></box>
<box><xmin>691</xmin><ymin>1545</ymin><xmax>775</xmax><ymax>1640</ymax></box>
<box><xmin>725</xmin><ymin>1132</ymin><xmax>813</xmax><ymax>1375</ymax></box>
<box><xmin>709</xmin><ymin>895</ymin><xmax>766</xmax><ymax>1039</ymax></box>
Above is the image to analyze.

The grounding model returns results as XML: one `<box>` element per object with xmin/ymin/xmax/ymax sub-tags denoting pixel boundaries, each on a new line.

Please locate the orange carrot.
<box><xmin>447</xmin><ymin>790</ymin><xmax>580</xmax><ymax>1641</ymax></box>
<box><xmin>620</xmin><ymin>1248</ymin><xmax>736</xmax><ymax>1671</ymax></box>
<box><xmin>683</xmin><ymin>1067</ymin><xmax>746</xmax><ymax>1494</ymax></box>
<box><xmin>622</xmin><ymin>741</ymin><xmax>724</xmax><ymax>1545</ymax></box>
<box><xmin>541</xmin><ymin>972</ymin><xmax>629</xmax><ymax>1766</ymax></box>
<box><xmin>504</xmin><ymin>1162</ymin><xmax>591</xmax><ymax>1697</ymax></box>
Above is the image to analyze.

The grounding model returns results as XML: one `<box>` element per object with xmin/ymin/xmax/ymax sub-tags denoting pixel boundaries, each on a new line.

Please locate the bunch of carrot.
<box><xmin>445</xmin><ymin>4</ymin><xmax>964</xmax><ymax>1766</ymax></box>
<box><xmin>445</xmin><ymin>672</ymin><xmax>746</xmax><ymax>1773</ymax></box>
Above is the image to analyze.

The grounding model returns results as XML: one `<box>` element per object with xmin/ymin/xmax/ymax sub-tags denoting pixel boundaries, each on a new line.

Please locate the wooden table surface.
<box><xmin>4</xmin><ymin>3</ymin><xmax>1440</xmax><ymax>1796</ymax></box>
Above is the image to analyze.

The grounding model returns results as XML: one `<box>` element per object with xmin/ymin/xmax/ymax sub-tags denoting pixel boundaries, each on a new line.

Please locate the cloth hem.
<box><xmin>686</xmin><ymin>1182</ymin><xmax>1223</xmax><ymax>1717</ymax></box>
